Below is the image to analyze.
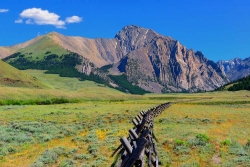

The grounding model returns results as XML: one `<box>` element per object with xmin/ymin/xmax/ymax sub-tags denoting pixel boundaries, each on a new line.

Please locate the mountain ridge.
<box><xmin>217</xmin><ymin>57</ymin><xmax>250</xmax><ymax>81</ymax></box>
<box><xmin>1</xmin><ymin>25</ymin><xmax>230</xmax><ymax>93</ymax></box>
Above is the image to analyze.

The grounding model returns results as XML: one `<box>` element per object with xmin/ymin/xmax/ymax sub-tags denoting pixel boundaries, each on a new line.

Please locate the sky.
<box><xmin>0</xmin><ymin>0</ymin><xmax>250</xmax><ymax>61</ymax></box>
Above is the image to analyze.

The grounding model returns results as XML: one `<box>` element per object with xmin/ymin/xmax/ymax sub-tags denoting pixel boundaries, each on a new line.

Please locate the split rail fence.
<box><xmin>112</xmin><ymin>102</ymin><xmax>171</xmax><ymax>167</ymax></box>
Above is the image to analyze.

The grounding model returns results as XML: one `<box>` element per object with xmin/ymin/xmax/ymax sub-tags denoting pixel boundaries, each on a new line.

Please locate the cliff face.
<box><xmin>113</xmin><ymin>26</ymin><xmax>229</xmax><ymax>92</ymax></box>
<box><xmin>217</xmin><ymin>58</ymin><xmax>250</xmax><ymax>81</ymax></box>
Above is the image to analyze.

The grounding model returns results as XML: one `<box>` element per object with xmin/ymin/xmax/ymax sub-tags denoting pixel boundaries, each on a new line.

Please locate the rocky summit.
<box><xmin>111</xmin><ymin>25</ymin><xmax>229</xmax><ymax>92</ymax></box>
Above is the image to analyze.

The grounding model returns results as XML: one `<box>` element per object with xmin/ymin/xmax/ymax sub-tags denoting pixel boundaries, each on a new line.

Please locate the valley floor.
<box><xmin>0</xmin><ymin>91</ymin><xmax>250</xmax><ymax>166</ymax></box>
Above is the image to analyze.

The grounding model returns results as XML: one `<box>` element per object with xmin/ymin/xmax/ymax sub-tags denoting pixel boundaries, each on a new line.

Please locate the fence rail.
<box><xmin>112</xmin><ymin>102</ymin><xmax>171</xmax><ymax>167</ymax></box>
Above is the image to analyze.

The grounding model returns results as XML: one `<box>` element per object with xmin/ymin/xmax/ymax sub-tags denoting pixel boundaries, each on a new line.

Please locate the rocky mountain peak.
<box><xmin>115</xmin><ymin>25</ymin><xmax>163</xmax><ymax>57</ymax></box>
<box><xmin>217</xmin><ymin>57</ymin><xmax>250</xmax><ymax>81</ymax></box>
<box><xmin>217</xmin><ymin>58</ymin><xmax>243</xmax><ymax>73</ymax></box>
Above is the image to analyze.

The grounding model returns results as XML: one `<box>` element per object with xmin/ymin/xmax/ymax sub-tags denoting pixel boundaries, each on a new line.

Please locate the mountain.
<box><xmin>217</xmin><ymin>57</ymin><xmax>250</xmax><ymax>81</ymax></box>
<box><xmin>110</xmin><ymin>26</ymin><xmax>228</xmax><ymax>92</ymax></box>
<box><xmin>0</xmin><ymin>25</ymin><xmax>229</xmax><ymax>93</ymax></box>
<box><xmin>0</xmin><ymin>60</ymin><xmax>47</xmax><ymax>88</ymax></box>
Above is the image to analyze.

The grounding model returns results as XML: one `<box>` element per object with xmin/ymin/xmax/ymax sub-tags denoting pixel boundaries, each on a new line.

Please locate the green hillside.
<box><xmin>23</xmin><ymin>70</ymin><xmax>126</xmax><ymax>94</ymax></box>
<box><xmin>0</xmin><ymin>69</ymin><xmax>134</xmax><ymax>104</ymax></box>
<box><xmin>18</xmin><ymin>35</ymin><xmax>69</xmax><ymax>60</ymax></box>
<box><xmin>216</xmin><ymin>75</ymin><xmax>250</xmax><ymax>91</ymax></box>
<box><xmin>0</xmin><ymin>60</ymin><xmax>47</xmax><ymax>88</ymax></box>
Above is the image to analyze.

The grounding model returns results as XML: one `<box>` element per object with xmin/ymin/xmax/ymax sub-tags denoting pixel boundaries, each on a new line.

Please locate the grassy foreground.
<box><xmin>0</xmin><ymin>90</ymin><xmax>250</xmax><ymax>166</ymax></box>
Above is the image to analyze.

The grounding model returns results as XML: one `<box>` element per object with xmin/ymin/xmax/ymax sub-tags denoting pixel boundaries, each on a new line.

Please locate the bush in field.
<box><xmin>174</xmin><ymin>139</ymin><xmax>189</xmax><ymax>147</ymax></box>
<box><xmin>60</xmin><ymin>126</ymin><xmax>77</xmax><ymax>136</ymax></box>
<box><xmin>0</xmin><ymin>147</ymin><xmax>10</xmax><ymax>156</ymax></box>
<box><xmin>59</xmin><ymin>159</ymin><xmax>75</xmax><ymax>167</ymax></box>
<box><xmin>30</xmin><ymin>161</ymin><xmax>44</xmax><ymax>167</ymax></box>
<box><xmin>90</xmin><ymin>156</ymin><xmax>108</xmax><ymax>167</ymax></box>
<box><xmin>74</xmin><ymin>154</ymin><xmax>92</xmax><ymax>160</ymax></box>
<box><xmin>74</xmin><ymin>154</ymin><xmax>85</xmax><ymax>160</ymax></box>
<box><xmin>229</xmin><ymin>140</ymin><xmax>248</xmax><ymax>156</ymax></box>
<box><xmin>221</xmin><ymin>139</ymin><xmax>231</xmax><ymax>146</ymax></box>
<box><xmin>223</xmin><ymin>156</ymin><xmax>250</xmax><ymax>167</ymax></box>
<box><xmin>173</xmin><ymin>139</ymin><xmax>190</xmax><ymax>155</ymax></box>
<box><xmin>31</xmin><ymin>149</ymin><xmax>58</xmax><ymax>166</ymax></box>
<box><xmin>64</xmin><ymin>148</ymin><xmax>78</xmax><ymax>158</ymax></box>
<box><xmin>198</xmin><ymin>143</ymin><xmax>215</xmax><ymax>154</ymax></box>
<box><xmin>188</xmin><ymin>134</ymin><xmax>210</xmax><ymax>147</ymax></box>
<box><xmin>38</xmin><ymin>134</ymin><xmax>53</xmax><ymax>142</ymax></box>
<box><xmin>53</xmin><ymin>147</ymin><xmax>66</xmax><ymax>156</ymax></box>
<box><xmin>39</xmin><ymin>149</ymin><xmax>58</xmax><ymax>164</ymax></box>
<box><xmin>71</xmin><ymin>136</ymin><xmax>85</xmax><ymax>143</ymax></box>
<box><xmin>174</xmin><ymin>145</ymin><xmax>191</xmax><ymax>155</ymax></box>
<box><xmin>84</xmin><ymin>130</ymin><xmax>98</xmax><ymax>143</ymax></box>
<box><xmin>88</xmin><ymin>144</ymin><xmax>99</xmax><ymax>157</ymax></box>
<box><xmin>196</xmin><ymin>134</ymin><xmax>209</xmax><ymax>142</ymax></box>
<box><xmin>232</xmin><ymin>156</ymin><xmax>250</xmax><ymax>166</ymax></box>
<box><xmin>0</xmin><ymin>145</ymin><xmax>17</xmax><ymax>156</ymax></box>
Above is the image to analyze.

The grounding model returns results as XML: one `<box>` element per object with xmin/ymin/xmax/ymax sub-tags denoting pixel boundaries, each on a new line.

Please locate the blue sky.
<box><xmin>0</xmin><ymin>0</ymin><xmax>250</xmax><ymax>61</ymax></box>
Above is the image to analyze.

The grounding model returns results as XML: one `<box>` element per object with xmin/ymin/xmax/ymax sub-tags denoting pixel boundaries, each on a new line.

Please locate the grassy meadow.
<box><xmin>0</xmin><ymin>70</ymin><xmax>250</xmax><ymax>166</ymax></box>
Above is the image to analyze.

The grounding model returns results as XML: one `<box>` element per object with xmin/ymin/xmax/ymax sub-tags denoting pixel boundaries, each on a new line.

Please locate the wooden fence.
<box><xmin>112</xmin><ymin>102</ymin><xmax>171</xmax><ymax>167</ymax></box>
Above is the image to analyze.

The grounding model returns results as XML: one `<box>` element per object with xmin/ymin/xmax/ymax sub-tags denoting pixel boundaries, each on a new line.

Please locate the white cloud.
<box><xmin>18</xmin><ymin>8</ymin><xmax>65</xmax><ymax>28</ymax></box>
<box><xmin>15</xmin><ymin>8</ymin><xmax>82</xmax><ymax>29</ymax></box>
<box><xmin>0</xmin><ymin>9</ymin><xmax>9</xmax><ymax>13</ymax></box>
<box><xmin>15</xmin><ymin>18</ymin><xmax>23</xmax><ymax>23</ymax></box>
<box><xmin>65</xmin><ymin>16</ymin><xmax>82</xmax><ymax>23</ymax></box>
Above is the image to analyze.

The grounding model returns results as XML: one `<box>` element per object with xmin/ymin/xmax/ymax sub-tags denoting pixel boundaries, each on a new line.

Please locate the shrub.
<box><xmin>90</xmin><ymin>156</ymin><xmax>108</xmax><ymax>166</ymax></box>
<box><xmin>62</xmin><ymin>148</ymin><xmax>77</xmax><ymax>158</ymax></box>
<box><xmin>16</xmin><ymin>134</ymin><xmax>34</xmax><ymax>144</ymax></box>
<box><xmin>71</xmin><ymin>136</ymin><xmax>85</xmax><ymax>142</ymax></box>
<box><xmin>30</xmin><ymin>161</ymin><xmax>44</xmax><ymax>167</ymax></box>
<box><xmin>84</xmin><ymin>131</ymin><xmax>98</xmax><ymax>143</ymax></box>
<box><xmin>74</xmin><ymin>154</ymin><xmax>92</xmax><ymax>160</ymax></box>
<box><xmin>198</xmin><ymin>144</ymin><xmax>214</xmax><ymax>154</ymax></box>
<box><xmin>232</xmin><ymin>156</ymin><xmax>250</xmax><ymax>165</ymax></box>
<box><xmin>174</xmin><ymin>139</ymin><xmax>189</xmax><ymax>147</ymax></box>
<box><xmin>40</xmin><ymin>150</ymin><xmax>58</xmax><ymax>164</ymax></box>
<box><xmin>229</xmin><ymin>140</ymin><xmax>248</xmax><ymax>156</ymax></box>
<box><xmin>53</xmin><ymin>147</ymin><xmax>66</xmax><ymax>156</ymax></box>
<box><xmin>32</xmin><ymin>149</ymin><xmax>58</xmax><ymax>166</ymax></box>
<box><xmin>174</xmin><ymin>145</ymin><xmax>191</xmax><ymax>155</ymax></box>
<box><xmin>88</xmin><ymin>144</ymin><xmax>99</xmax><ymax>157</ymax></box>
<box><xmin>38</xmin><ymin>134</ymin><xmax>53</xmax><ymax>142</ymax></box>
<box><xmin>221</xmin><ymin>139</ymin><xmax>231</xmax><ymax>146</ymax></box>
<box><xmin>196</xmin><ymin>134</ymin><xmax>209</xmax><ymax>142</ymax></box>
<box><xmin>0</xmin><ymin>147</ymin><xmax>9</xmax><ymax>156</ymax></box>
<box><xmin>188</xmin><ymin>134</ymin><xmax>210</xmax><ymax>147</ymax></box>
<box><xmin>59</xmin><ymin>159</ymin><xmax>75</xmax><ymax>167</ymax></box>
<box><xmin>74</xmin><ymin>154</ymin><xmax>85</xmax><ymax>160</ymax></box>
<box><xmin>6</xmin><ymin>146</ymin><xmax>16</xmax><ymax>154</ymax></box>
<box><xmin>223</xmin><ymin>156</ymin><xmax>250</xmax><ymax>167</ymax></box>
